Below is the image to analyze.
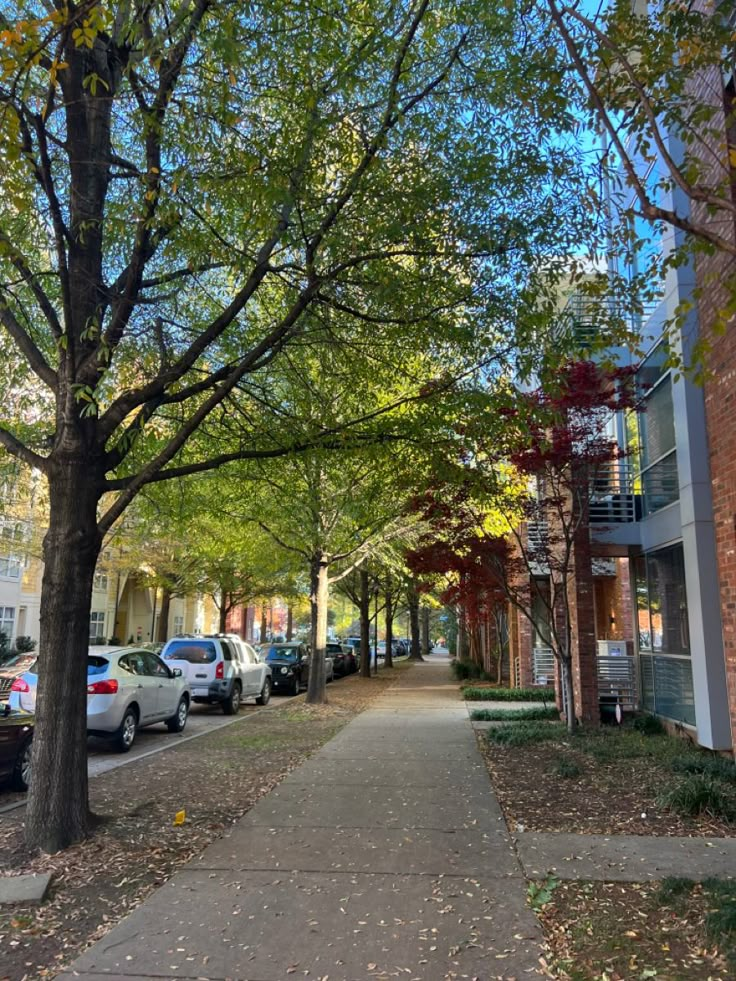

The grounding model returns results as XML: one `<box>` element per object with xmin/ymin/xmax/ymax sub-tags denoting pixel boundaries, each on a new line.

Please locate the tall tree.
<box><xmin>0</xmin><ymin>1</ymin><xmax>603</xmax><ymax>849</ymax></box>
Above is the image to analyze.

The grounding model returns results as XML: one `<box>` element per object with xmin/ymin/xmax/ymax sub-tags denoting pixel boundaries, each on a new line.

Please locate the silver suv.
<box><xmin>10</xmin><ymin>647</ymin><xmax>191</xmax><ymax>752</ymax></box>
<box><xmin>161</xmin><ymin>635</ymin><xmax>271</xmax><ymax>713</ymax></box>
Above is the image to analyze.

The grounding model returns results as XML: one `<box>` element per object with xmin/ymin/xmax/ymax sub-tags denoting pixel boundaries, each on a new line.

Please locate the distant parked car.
<box><xmin>10</xmin><ymin>647</ymin><xmax>191</xmax><ymax>752</ymax></box>
<box><xmin>0</xmin><ymin>652</ymin><xmax>37</xmax><ymax>705</ymax></box>
<box><xmin>327</xmin><ymin>643</ymin><xmax>357</xmax><ymax>677</ymax></box>
<box><xmin>0</xmin><ymin>705</ymin><xmax>33</xmax><ymax>790</ymax></box>
<box><xmin>161</xmin><ymin>635</ymin><xmax>271</xmax><ymax>713</ymax></box>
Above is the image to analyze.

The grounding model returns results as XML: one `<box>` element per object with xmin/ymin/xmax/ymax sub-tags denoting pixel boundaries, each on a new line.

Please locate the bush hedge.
<box><xmin>463</xmin><ymin>686</ymin><xmax>555</xmax><ymax>702</ymax></box>
<box><xmin>470</xmin><ymin>706</ymin><xmax>560</xmax><ymax>722</ymax></box>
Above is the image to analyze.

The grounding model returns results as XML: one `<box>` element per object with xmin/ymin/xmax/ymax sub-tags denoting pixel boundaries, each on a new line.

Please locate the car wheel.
<box><xmin>12</xmin><ymin>739</ymin><xmax>32</xmax><ymax>791</ymax></box>
<box><xmin>116</xmin><ymin>707</ymin><xmax>138</xmax><ymax>753</ymax></box>
<box><xmin>256</xmin><ymin>678</ymin><xmax>271</xmax><ymax>706</ymax></box>
<box><xmin>291</xmin><ymin>674</ymin><xmax>300</xmax><ymax>696</ymax></box>
<box><xmin>167</xmin><ymin>696</ymin><xmax>189</xmax><ymax>732</ymax></box>
<box><xmin>222</xmin><ymin>682</ymin><xmax>241</xmax><ymax>715</ymax></box>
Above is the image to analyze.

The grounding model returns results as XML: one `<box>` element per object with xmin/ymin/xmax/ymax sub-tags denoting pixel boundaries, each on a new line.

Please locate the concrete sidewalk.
<box><xmin>60</xmin><ymin>658</ymin><xmax>543</xmax><ymax>981</ymax></box>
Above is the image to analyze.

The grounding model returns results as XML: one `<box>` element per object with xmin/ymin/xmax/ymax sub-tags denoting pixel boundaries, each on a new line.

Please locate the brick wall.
<box><xmin>686</xmin><ymin>37</ymin><xmax>736</xmax><ymax>750</ymax></box>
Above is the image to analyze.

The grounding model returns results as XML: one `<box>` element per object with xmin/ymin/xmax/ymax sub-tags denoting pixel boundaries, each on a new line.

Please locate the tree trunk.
<box><xmin>457</xmin><ymin>610</ymin><xmax>468</xmax><ymax>660</ymax></box>
<box><xmin>561</xmin><ymin>654</ymin><xmax>576</xmax><ymax>733</ymax></box>
<box><xmin>26</xmin><ymin>464</ymin><xmax>102</xmax><ymax>852</ymax></box>
<box><xmin>306</xmin><ymin>554</ymin><xmax>329</xmax><ymax>704</ymax></box>
<box><xmin>219</xmin><ymin>588</ymin><xmax>228</xmax><ymax>633</ymax></box>
<box><xmin>359</xmin><ymin>568</ymin><xmax>372</xmax><ymax>677</ymax></box>
<box><xmin>260</xmin><ymin>606</ymin><xmax>268</xmax><ymax>643</ymax></box>
<box><xmin>156</xmin><ymin>588</ymin><xmax>171</xmax><ymax>643</ymax></box>
<box><xmin>384</xmin><ymin>591</ymin><xmax>394</xmax><ymax>668</ymax></box>
<box><xmin>286</xmin><ymin>604</ymin><xmax>293</xmax><ymax>641</ymax></box>
<box><xmin>407</xmin><ymin>581</ymin><xmax>423</xmax><ymax>661</ymax></box>
<box><xmin>421</xmin><ymin>605</ymin><xmax>431</xmax><ymax>657</ymax></box>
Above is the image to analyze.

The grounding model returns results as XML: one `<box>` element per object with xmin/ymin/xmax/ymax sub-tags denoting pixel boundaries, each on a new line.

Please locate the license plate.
<box><xmin>193</xmin><ymin>687</ymin><xmax>208</xmax><ymax>696</ymax></box>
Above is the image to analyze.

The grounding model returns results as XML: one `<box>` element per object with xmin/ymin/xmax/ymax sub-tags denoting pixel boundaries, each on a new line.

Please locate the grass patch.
<box><xmin>572</xmin><ymin>726</ymin><xmax>693</xmax><ymax>765</ymax></box>
<box><xmin>470</xmin><ymin>706</ymin><xmax>560</xmax><ymax>722</ymax></box>
<box><xmin>672</xmin><ymin>754</ymin><xmax>736</xmax><ymax>783</ymax></box>
<box><xmin>657</xmin><ymin>876</ymin><xmax>695</xmax><ymax>903</ymax></box>
<box><xmin>554</xmin><ymin>756</ymin><xmax>582</xmax><ymax>779</ymax></box>
<box><xmin>463</xmin><ymin>686</ymin><xmax>555</xmax><ymax>702</ymax></box>
<box><xmin>655</xmin><ymin>878</ymin><xmax>736</xmax><ymax>968</ymax></box>
<box><xmin>487</xmin><ymin>721</ymin><xmax>566</xmax><ymax>746</ymax></box>
<box><xmin>219</xmin><ymin>731</ymin><xmax>290</xmax><ymax>752</ymax></box>
<box><xmin>657</xmin><ymin>774</ymin><xmax>736</xmax><ymax>821</ymax></box>
<box><xmin>703</xmin><ymin>879</ymin><xmax>736</xmax><ymax>967</ymax></box>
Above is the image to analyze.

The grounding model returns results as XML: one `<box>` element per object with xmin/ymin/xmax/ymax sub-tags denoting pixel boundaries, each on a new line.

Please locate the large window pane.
<box><xmin>632</xmin><ymin>556</ymin><xmax>651</xmax><ymax>651</ymax></box>
<box><xmin>641</xmin><ymin>378</ymin><xmax>675</xmax><ymax>466</ymax></box>
<box><xmin>651</xmin><ymin>656</ymin><xmax>695</xmax><ymax>726</ymax></box>
<box><xmin>647</xmin><ymin>546</ymin><xmax>690</xmax><ymax>657</ymax></box>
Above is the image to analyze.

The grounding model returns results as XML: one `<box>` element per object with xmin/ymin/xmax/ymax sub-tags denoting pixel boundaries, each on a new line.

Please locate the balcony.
<box><xmin>553</xmin><ymin>294</ymin><xmax>660</xmax><ymax>350</ymax></box>
<box><xmin>589</xmin><ymin>462</ymin><xmax>641</xmax><ymax>524</ymax></box>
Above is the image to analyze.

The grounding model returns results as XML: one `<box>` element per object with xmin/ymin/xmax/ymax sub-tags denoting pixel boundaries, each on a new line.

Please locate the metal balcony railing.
<box><xmin>532</xmin><ymin>647</ymin><xmax>555</xmax><ymax>686</ymax></box>
<box><xmin>589</xmin><ymin>461</ymin><xmax>641</xmax><ymax>524</ymax></box>
<box><xmin>553</xmin><ymin>294</ymin><xmax>661</xmax><ymax>347</ymax></box>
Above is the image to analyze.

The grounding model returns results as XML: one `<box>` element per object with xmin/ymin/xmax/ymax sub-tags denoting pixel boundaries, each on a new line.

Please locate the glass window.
<box><xmin>173</xmin><ymin>615</ymin><xmax>184</xmax><ymax>635</ymax></box>
<box><xmin>0</xmin><ymin>606</ymin><xmax>15</xmax><ymax>642</ymax></box>
<box><xmin>89</xmin><ymin>611</ymin><xmax>105</xmax><ymax>641</ymax></box>
<box><xmin>266</xmin><ymin>646</ymin><xmax>300</xmax><ymax>662</ymax></box>
<box><xmin>0</xmin><ymin>555</ymin><xmax>22</xmax><ymax>579</ymax></box>
<box><xmin>87</xmin><ymin>656</ymin><xmax>110</xmax><ymax>676</ymax></box>
<box><xmin>647</xmin><ymin>546</ymin><xmax>689</xmax><ymax>656</ymax></box>
<box><xmin>94</xmin><ymin>573</ymin><xmax>109</xmax><ymax>592</ymax></box>
<box><xmin>142</xmin><ymin>652</ymin><xmax>169</xmax><ymax>677</ymax></box>
<box><xmin>634</xmin><ymin>545</ymin><xmax>694</xmax><ymax>725</ymax></box>
<box><xmin>163</xmin><ymin>640</ymin><xmax>216</xmax><ymax>664</ymax></box>
<box><xmin>641</xmin><ymin>378</ymin><xmax>675</xmax><ymax>466</ymax></box>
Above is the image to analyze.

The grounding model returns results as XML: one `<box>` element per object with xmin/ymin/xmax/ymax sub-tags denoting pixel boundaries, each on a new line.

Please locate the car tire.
<box><xmin>166</xmin><ymin>696</ymin><xmax>189</xmax><ymax>733</ymax></box>
<box><xmin>12</xmin><ymin>738</ymin><xmax>32</xmax><ymax>791</ymax></box>
<box><xmin>222</xmin><ymin>682</ymin><xmax>241</xmax><ymax>715</ymax></box>
<box><xmin>291</xmin><ymin>674</ymin><xmax>300</xmax><ymax>696</ymax></box>
<box><xmin>116</xmin><ymin>707</ymin><xmax>138</xmax><ymax>753</ymax></box>
<box><xmin>256</xmin><ymin>678</ymin><xmax>271</xmax><ymax>706</ymax></box>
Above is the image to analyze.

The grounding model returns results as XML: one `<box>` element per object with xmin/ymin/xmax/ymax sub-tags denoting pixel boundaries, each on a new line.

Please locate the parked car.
<box><xmin>265</xmin><ymin>642</ymin><xmax>309</xmax><ymax>695</ymax></box>
<box><xmin>0</xmin><ymin>705</ymin><xmax>33</xmax><ymax>790</ymax></box>
<box><xmin>10</xmin><ymin>647</ymin><xmax>191</xmax><ymax>752</ymax></box>
<box><xmin>161</xmin><ymin>635</ymin><xmax>271</xmax><ymax>713</ymax></box>
<box><xmin>0</xmin><ymin>652</ymin><xmax>37</xmax><ymax>705</ymax></box>
<box><xmin>327</xmin><ymin>642</ymin><xmax>357</xmax><ymax>677</ymax></box>
<box><xmin>265</xmin><ymin>642</ymin><xmax>335</xmax><ymax>694</ymax></box>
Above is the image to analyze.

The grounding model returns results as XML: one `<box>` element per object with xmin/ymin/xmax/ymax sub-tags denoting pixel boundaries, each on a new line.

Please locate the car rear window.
<box><xmin>163</xmin><ymin>640</ymin><xmax>217</xmax><ymax>664</ymax></box>
<box><xmin>87</xmin><ymin>656</ymin><xmax>110</xmax><ymax>676</ymax></box>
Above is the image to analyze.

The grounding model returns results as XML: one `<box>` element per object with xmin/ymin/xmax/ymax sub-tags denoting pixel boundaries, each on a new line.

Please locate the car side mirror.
<box><xmin>172</xmin><ymin>668</ymin><xmax>183</xmax><ymax>678</ymax></box>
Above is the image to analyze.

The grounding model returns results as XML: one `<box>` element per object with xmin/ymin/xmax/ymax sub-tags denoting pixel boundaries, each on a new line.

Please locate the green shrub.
<box><xmin>554</xmin><ymin>756</ymin><xmax>582</xmax><ymax>779</ymax></box>
<box><xmin>451</xmin><ymin>659</ymin><xmax>491</xmax><ymax>682</ymax></box>
<box><xmin>470</xmin><ymin>706</ymin><xmax>560</xmax><ymax>722</ymax></box>
<box><xmin>671</xmin><ymin>755</ymin><xmax>736</xmax><ymax>783</ymax></box>
<box><xmin>14</xmin><ymin>635</ymin><xmax>36</xmax><ymax>654</ymax></box>
<box><xmin>463</xmin><ymin>686</ymin><xmax>555</xmax><ymax>702</ymax></box>
<box><xmin>657</xmin><ymin>775</ymin><xmax>736</xmax><ymax>821</ymax></box>
<box><xmin>632</xmin><ymin>713</ymin><xmax>666</xmax><ymax>736</ymax></box>
<box><xmin>487</xmin><ymin>721</ymin><xmax>565</xmax><ymax>747</ymax></box>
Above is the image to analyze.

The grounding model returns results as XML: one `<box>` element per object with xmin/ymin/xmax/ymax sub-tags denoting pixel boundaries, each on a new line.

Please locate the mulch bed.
<box><xmin>477</xmin><ymin>730</ymin><xmax>735</xmax><ymax>838</ymax></box>
<box><xmin>0</xmin><ymin>669</ymin><xmax>402</xmax><ymax>981</ymax></box>
<box><xmin>539</xmin><ymin>880</ymin><xmax>733</xmax><ymax>980</ymax></box>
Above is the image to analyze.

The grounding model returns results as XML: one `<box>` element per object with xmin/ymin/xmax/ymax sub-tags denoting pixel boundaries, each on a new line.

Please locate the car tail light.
<box><xmin>10</xmin><ymin>677</ymin><xmax>29</xmax><ymax>693</ymax></box>
<box><xmin>215</xmin><ymin>662</ymin><xmax>224</xmax><ymax>680</ymax></box>
<box><xmin>87</xmin><ymin>679</ymin><xmax>119</xmax><ymax>695</ymax></box>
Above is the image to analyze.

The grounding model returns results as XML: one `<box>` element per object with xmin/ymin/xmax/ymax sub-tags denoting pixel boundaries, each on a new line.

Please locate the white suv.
<box><xmin>161</xmin><ymin>635</ymin><xmax>271</xmax><ymax>714</ymax></box>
